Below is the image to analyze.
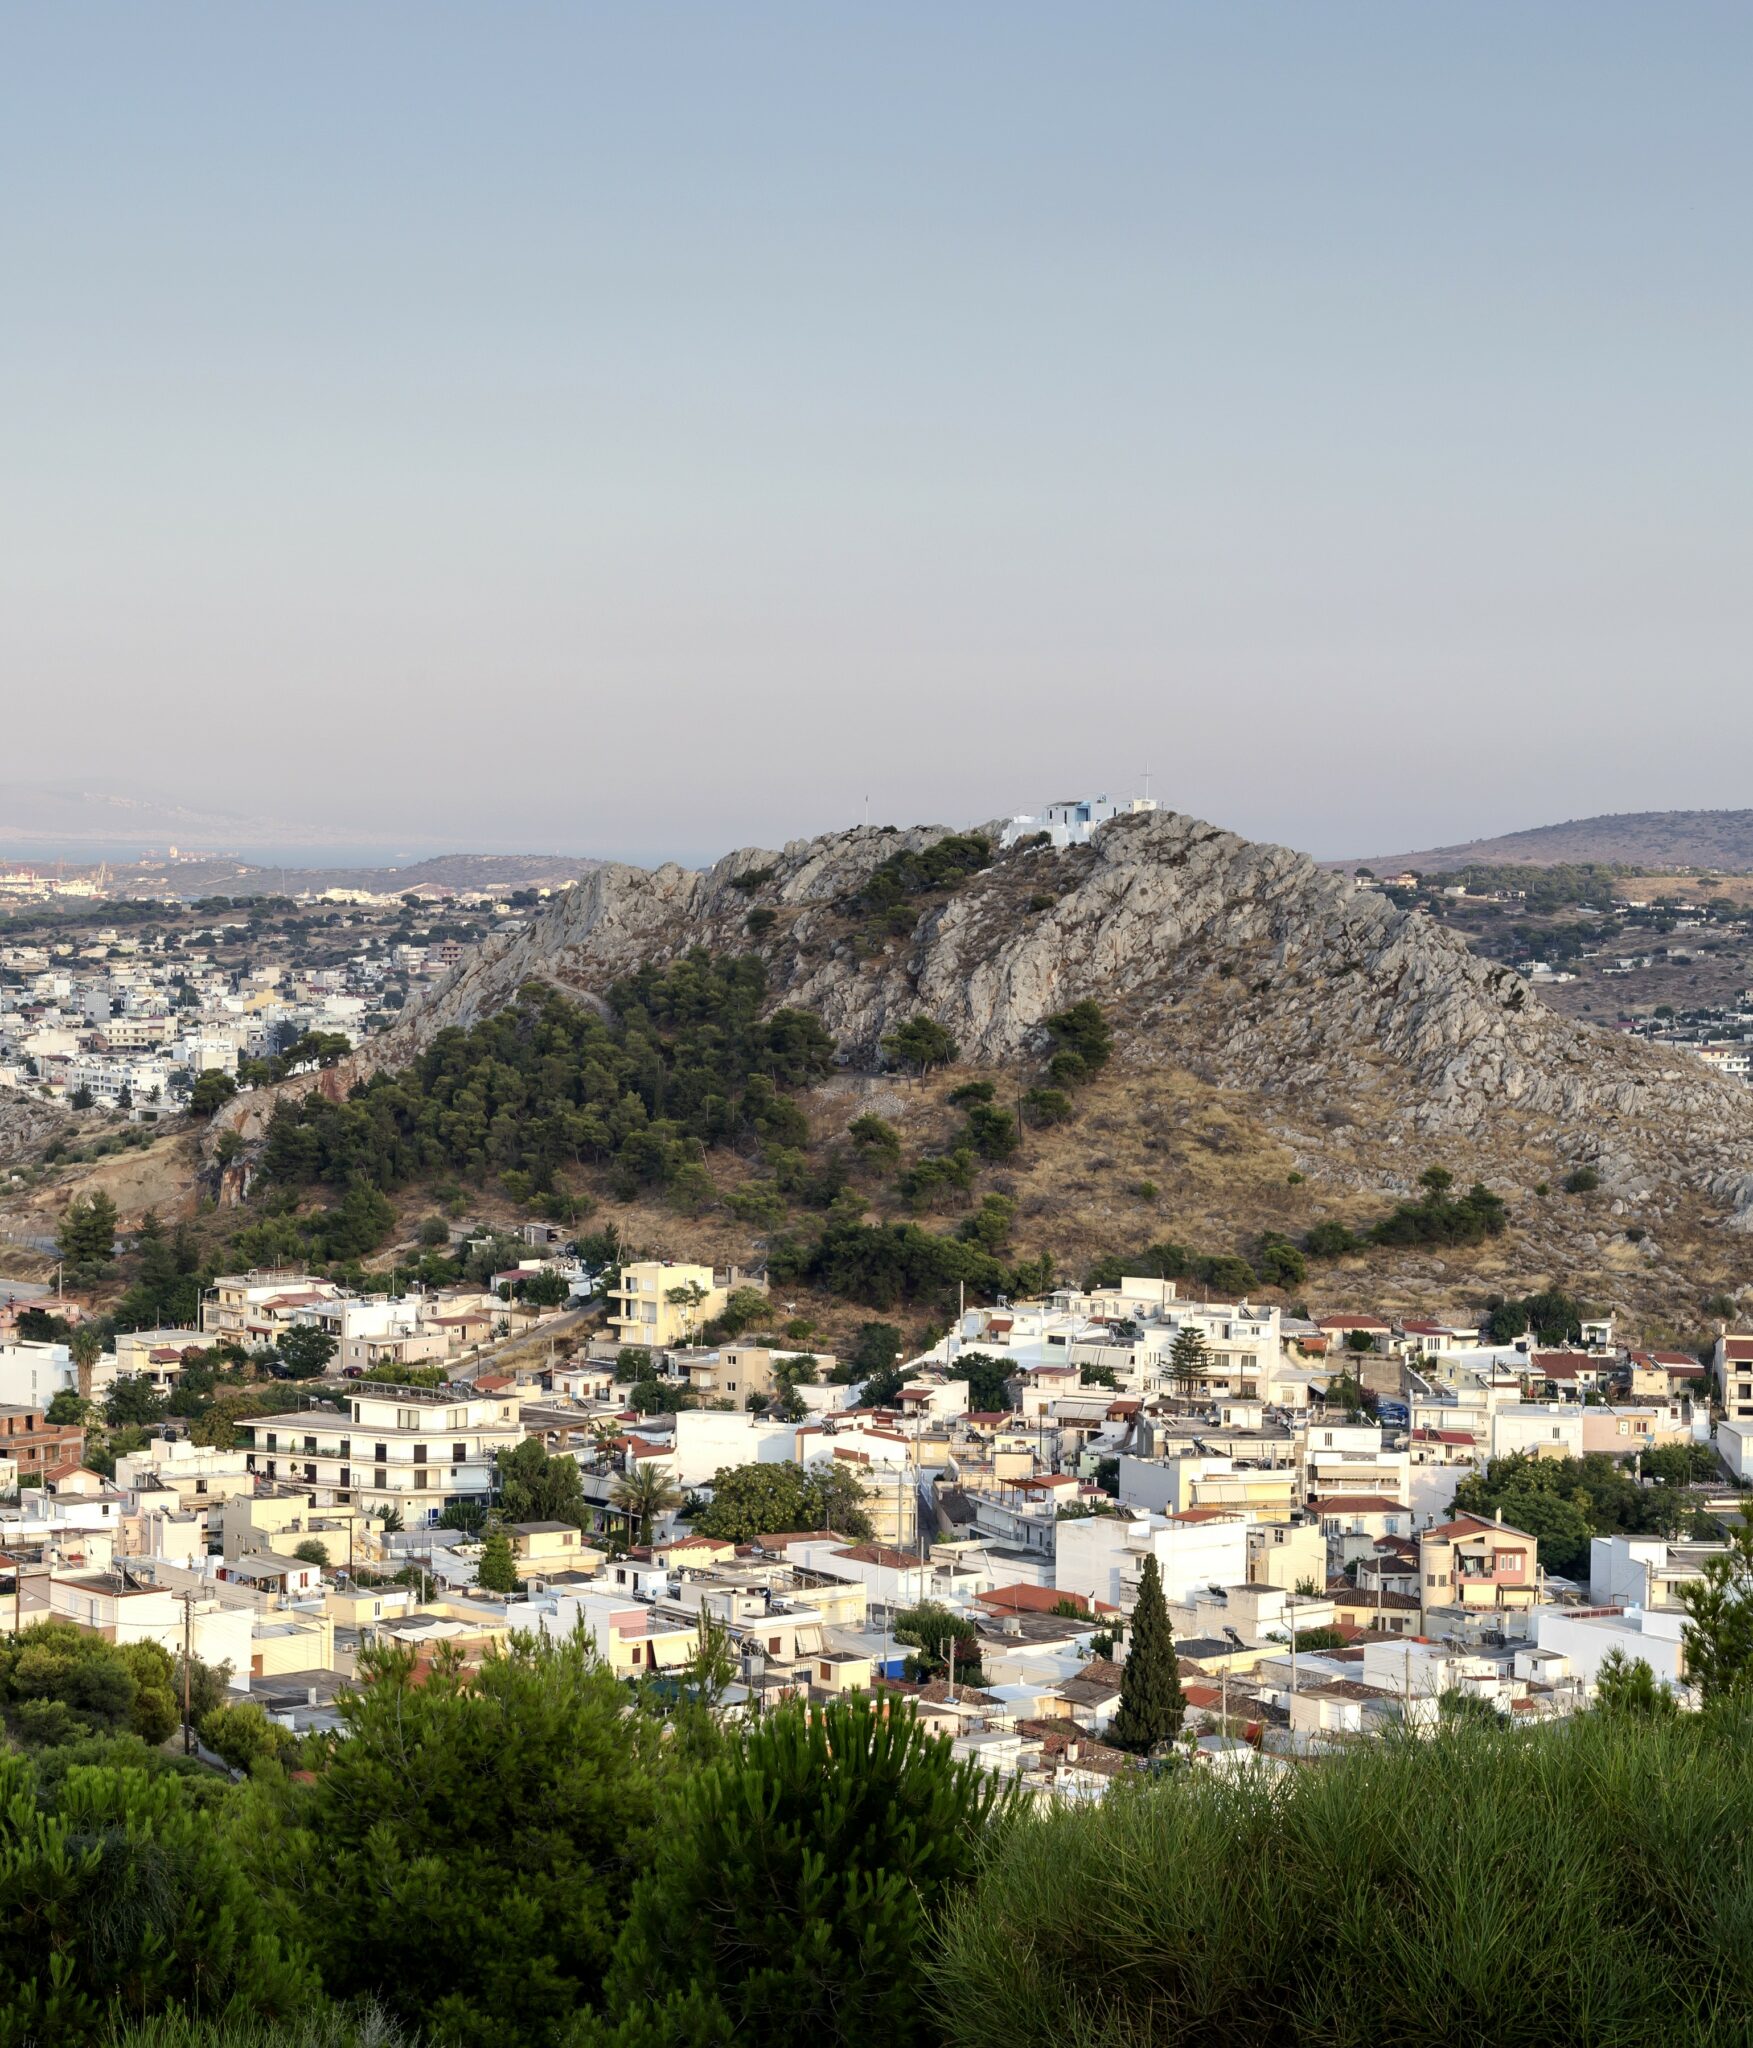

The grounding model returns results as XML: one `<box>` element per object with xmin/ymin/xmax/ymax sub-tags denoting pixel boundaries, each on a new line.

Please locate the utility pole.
<box><xmin>182</xmin><ymin>1591</ymin><xmax>194</xmax><ymax>1755</ymax></box>
<box><xmin>1287</xmin><ymin>1589</ymin><xmax>1298</xmax><ymax>1702</ymax></box>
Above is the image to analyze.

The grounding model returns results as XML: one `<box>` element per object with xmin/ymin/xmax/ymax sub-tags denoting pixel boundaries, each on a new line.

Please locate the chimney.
<box><xmin>307</xmin><ymin>1686</ymin><xmax>318</xmax><ymax>1707</ymax></box>
<box><xmin>1495</xmin><ymin>1507</ymin><xmax>1503</xmax><ymax>1525</ymax></box>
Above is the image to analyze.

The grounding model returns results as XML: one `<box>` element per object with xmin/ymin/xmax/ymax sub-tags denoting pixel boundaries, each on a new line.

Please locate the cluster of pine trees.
<box><xmin>261</xmin><ymin>955</ymin><xmax>835</xmax><ymax>1208</ymax></box>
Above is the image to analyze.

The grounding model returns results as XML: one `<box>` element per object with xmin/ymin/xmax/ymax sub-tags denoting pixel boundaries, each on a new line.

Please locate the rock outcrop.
<box><xmin>214</xmin><ymin>808</ymin><xmax>1753</xmax><ymax>1226</ymax></box>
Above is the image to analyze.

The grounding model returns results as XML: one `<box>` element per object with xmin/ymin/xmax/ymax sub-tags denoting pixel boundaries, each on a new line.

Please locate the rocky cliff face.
<box><xmin>215</xmin><ymin>809</ymin><xmax>1753</xmax><ymax>1226</ymax></box>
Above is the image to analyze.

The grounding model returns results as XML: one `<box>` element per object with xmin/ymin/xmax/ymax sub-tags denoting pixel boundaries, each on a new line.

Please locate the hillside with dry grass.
<box><xmin>16</xmin><ymin>807</ymin><xmax>1753</xmax><ymax>1351</ymax></box>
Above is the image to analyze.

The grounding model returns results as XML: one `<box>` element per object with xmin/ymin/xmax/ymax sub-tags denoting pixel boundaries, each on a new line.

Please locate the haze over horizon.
<box><xmin>7</xmin><ymin>5</ymin><xmax>1749</xmax><ymax>868</ymax></box>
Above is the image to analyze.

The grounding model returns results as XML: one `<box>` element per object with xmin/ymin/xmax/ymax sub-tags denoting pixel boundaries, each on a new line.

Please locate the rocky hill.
<box><xmin>1343</xmin><ymin>808</ymin><xmax>1753</xmax><ymax>877</ymax></box>
<box><xmin>217</xmin><ymin>809</ymin><xmax>1753</xmax><ymax>1259</ymax></box>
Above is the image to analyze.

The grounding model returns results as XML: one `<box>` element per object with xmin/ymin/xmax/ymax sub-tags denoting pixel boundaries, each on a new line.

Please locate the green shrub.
<box><xmin>583</xmin><ymin>1699</ymin><xmax>1011</xmax><ymax>2048</ymax></box>
<box><xmin>200</xmin><ymin>1699</ymin><xmax>298</xmax><ymax>1774</ymax></box>
<box><xmin>1043</xmin><ymin>1000</ymin><xmax>1112</xmax><ymax>1076</ymax></box>
<box><xmin>0</xmin><ymin>1752</ymin><xmax>315</xmax><ymax>2042</ymax></box>
<box><xmin>854</xmin><ymin>835</ymin><xmax>991</xmax><ymax>914</ymax></box>
<box><xmin>882</xmin><ymin>1016</ymin><xmax>959</xmax><ymax>1073</ymax></box>
<box><xmin>109</xmin><ymin>2002</ymin><xmax>413</xmax><ymax>2047</ymax></box>
<box><xmin>264</xmin><ymin>1636</ymin><xmax>659</xmax><ymax>2046</ymax></box>
<box><xmin>932</xmin><ymin>1709</ymin><xmax>1753</xmax><ymax>2048</ymax></box>
<box><xmin>1256</xmin><ymin>1234</ymin><xmax>1307</xmax><ymax>1287</ymax></box>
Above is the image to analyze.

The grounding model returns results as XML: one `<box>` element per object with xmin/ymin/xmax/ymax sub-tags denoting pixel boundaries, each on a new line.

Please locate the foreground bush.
<box><xmin>0</xmin><ymin>1753</ymin><xmax>314</xmax><ymax>2045</ymax></box>
<box><xmin>580</xmin><ymin>1697</ymin><xmax>1011</xmax><ymax>2047</ymax></box>
<box><xmin>247</xmin><ymin>1633</ymin><xmax>660</xmax><ymax>2048</ymax></box>
<box><xmin>932</xmin><ymin>1709</ymin><xmax>1753</xmax><ymax>2047</ymax></box>
<box><xmin>109</xmin><ymin>2004</ymin><xmax>409</xmax><ymax>2048</ymax></box>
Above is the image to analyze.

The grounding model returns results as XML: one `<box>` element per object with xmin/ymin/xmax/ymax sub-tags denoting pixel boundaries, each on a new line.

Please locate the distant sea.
<box><xmin>0</xmin><ymin>839</ymin><xmax>566</xmax><ymax>869</ymax></box>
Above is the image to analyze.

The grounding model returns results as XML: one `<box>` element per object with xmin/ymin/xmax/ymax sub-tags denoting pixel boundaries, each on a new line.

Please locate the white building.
<box><xmin>1054</xmin><ymin>1511</ymin><xmax>1250</xmax><ymax>1612</ymax></box>
<box><xmin>999</xmin><ymin>793</ymin><xmax>1158</xmax><ymax>849</ymax></box>
<box><xmin>1298</xmin><ymin>1420</ymin><xmax>1409</xmax><ymax>1507</ymax></box>
<box><xmin>1588</xmin><ymin>1534</ymin><xmax>1728</xmax><ymax>1613</ymax></box>
<box><xmin>1716</xmin><ymin>1417</ymin><xmax>1753</xmax><ymax>1481</ymax></box>
<box><xmin>1533</xmin><ymin>1604</ymin><xmax>1687</xmax><ymax>1700</ymax></box>
<box><xmin>669</xmin><ymin>1409</ymin><xmax>803</xmax><ymax>1489</ymax></box>
<box><xmin>1491</xmin><ymin>1403</ymin><xmax>1585</xmax><ymax>1463</ymax></box>
<box><xmin>0</xmin><ymin>1341</ymin><xmax>85</xmax><ymax>1411</ymax></box>
<box><xmin>237</xmin><ymin>1382</ymin><xmax>522</xmax><ymax>1525</ymax></box>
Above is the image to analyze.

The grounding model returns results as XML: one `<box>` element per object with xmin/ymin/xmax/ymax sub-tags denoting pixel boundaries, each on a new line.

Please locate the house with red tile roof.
<box><xmin>1419</xmin><ymin>1510</ymin><xmax>1539</xmax><ymax>1633</ymax></box>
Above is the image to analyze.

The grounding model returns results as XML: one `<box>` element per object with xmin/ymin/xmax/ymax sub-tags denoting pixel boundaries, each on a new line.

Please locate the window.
<box><xmin>413</xmin><ymin>1444</ymin><xmax>427</xmax><ymax>1464</ymax></box>
<box><xmin>453</xmin><ymin>1442</ymin><xmax>466</xmax><ymax>1462</ymax></box>
<box><xmin>375</xmin><ymin>1466</ymin><xmax>388</xmax><ymax>1489</ymax></box>
<box><xmin>414</xmin><ymin>1471</ymin><xmax>428</xmax><ymax>1489</ymax></box>
<box><xmin>375</xmin><ymin>1443</ymin><xmax>387</xmax><ymax>1462</ymax></box>
<box><xmin>340</xmin><ymin>1439</ymin><xmax>351</xmax><ymax>1458</ymax></box>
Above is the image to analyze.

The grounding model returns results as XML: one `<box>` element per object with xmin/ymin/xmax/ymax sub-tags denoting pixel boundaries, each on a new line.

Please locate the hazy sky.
<box><xmin>5</xmin><ymin>6</ymin><xmax>1749</xmax><ymax>867</ymax></box>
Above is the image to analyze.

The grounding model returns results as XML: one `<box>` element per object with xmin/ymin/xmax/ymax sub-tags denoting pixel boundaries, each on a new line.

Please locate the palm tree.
<box><xmin>70</xmin><ymin>1323</ymin><xmax>105</xmax><ymax>1402</ymax></box>
<box><xmin>611</xmin><ymin>1462</ymin><xmax>682</xmax><ymax>1547</ymax></box>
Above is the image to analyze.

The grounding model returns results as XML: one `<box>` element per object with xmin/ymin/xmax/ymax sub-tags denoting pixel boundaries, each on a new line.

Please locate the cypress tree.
<box><xmin>1110</xmin><ymin>1552</ymin><xmax>1185</xmax><ymax>1754</ymax></box>
<box><xmin>477</xmin><ymin>1522</ymin><xmax>519</xmax><ymax>1595</ymax></box>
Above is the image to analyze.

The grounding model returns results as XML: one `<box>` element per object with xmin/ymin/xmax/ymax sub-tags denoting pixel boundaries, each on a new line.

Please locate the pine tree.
<box><xmin>1109</xmin><ymin>1553</ymin><xmax>1185</xmax><ymax>1754</ymax></box>
<box><xmin>59</xmin><ymin>1190</ymin><xmax>118</xmax><ymax>1270</ymax></box>
<box><xmin>1168</xmin><ymin>1324</ymin><xmax>1210</xmax><ymax>1397</ymax></box>
<box><xmin>478</xmin><ymin>1523</ymin><xmax>519</xmax><ymax>1595</ymax></box>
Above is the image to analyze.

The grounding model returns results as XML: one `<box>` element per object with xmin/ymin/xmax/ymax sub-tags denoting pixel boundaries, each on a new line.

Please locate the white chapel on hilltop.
<box><xmin>999</xmin><ymin>792</ymin><xmax>1158</xmax><ymax>849</ymax></box>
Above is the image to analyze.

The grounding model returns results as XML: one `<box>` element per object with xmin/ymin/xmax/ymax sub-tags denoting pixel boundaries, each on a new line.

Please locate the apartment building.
<box><xmin>201</xmin><ymin>1272</ymin><xmax>344</xmax><ymax>1343</ymax></box>
<box><xmin>0</xmin><ymin>1404</ymin><xmax>86</xmax><ymax>1482</ymax></box>
<box><xmin>237</xmin><ymin>1382</ymin><xmax>522</xmax><ymax>1525</ymax></box>
<box><xmin>684</xmin><ymin>1345</ymin><xmax>834</xmax><ymax>1406</ymax></box>
<box><xmin>1055</xmin><ymin>1511</ymin><xmax>1250</xmax><ymax>1612</ymax></box>
<box><xmin>606</xmin><ymin>1261</ymin><xmax>732</xmax><ymax>1350</ymax></box>
<box><xmin>1298</xmin><ymin>1420</ymin><xmax>1409</xmax><ymax>1508</ymax></box>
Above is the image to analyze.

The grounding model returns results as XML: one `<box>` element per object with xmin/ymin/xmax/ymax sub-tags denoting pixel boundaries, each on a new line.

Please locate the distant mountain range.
<box><xmin>1339</xmin><ymin>809</ymin><xmax>1753</xmax><ymax>876</ymax></box>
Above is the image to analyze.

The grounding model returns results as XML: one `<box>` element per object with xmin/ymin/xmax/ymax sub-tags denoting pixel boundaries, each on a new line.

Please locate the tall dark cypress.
<box><xmin>1110</xmin><ymin>1552</ymin><xmax>1186</xmax><ymax>1753</ymax></box>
